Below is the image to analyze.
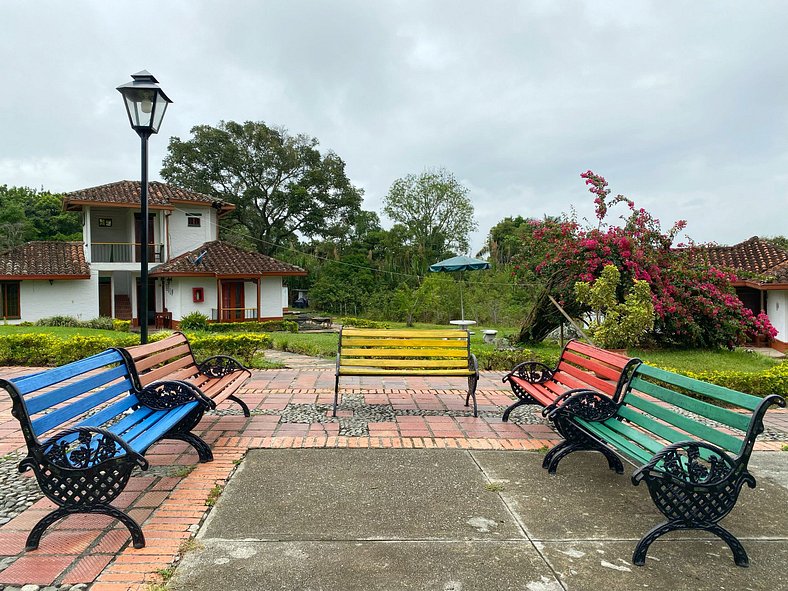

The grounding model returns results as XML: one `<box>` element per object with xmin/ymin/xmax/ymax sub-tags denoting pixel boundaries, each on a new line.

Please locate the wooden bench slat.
<box><xmin>25</xmin><ymin>365</ymin><xmax>131</xmax><ymax>416</ymax></box>
<box><xmin>556</xmin><ymin>362</ymin><xmax>619</xmax><ymax>396</ymax></box>
<box><xmin>341</xmin><ymin>348</ymin><xmax>468</xmax><ymax>358</ymax></box>
<box><xmin>566</xmin><ymin>341</ymin><xmax>630</xmax><ymax>368</ymax></box>
<box><xmin>622</xmin><ymin>394</ymin><xmax>745</xmax><ymax>454</ymax></box>
<box><xmin>133</xmin><ymin>344</ymin><xmax>193</xmax><ymax>373</ymax></box>
<box><xmin>629</xmin><ymin>376</ymin><xmax>752</xmax><ymax>431</ymax></box>
<box><xmin>139</xmin><ymin>355</ymin><xmax>198</xmax><ymax>386</ymax></box>
<box><xmin>339</xmin><ymin>368</ymin><xmax>476</xmax><ymax>376</ymax></box>
<box><xmin>13</xmin><ymin>350</ymin><xmax>125</xmax><ymax>396</ymax></box>
<box><xmin>340</xmin><ymin>358</ymin><xmax>469</xmax><ymax>369</ymax></box>
<box><xmin>578</xmin><ymin>418</ymin><xmax>653</xmax><ymax>464</ymax></box>
<box><xmin>635</xmin><ymin>364</ymin><xmax>762</xmax><ymax>411</ymax></box>
<box><xmin>562</xmin><ymin>351</ymin><xmax>622</xmax><ymax>381</ymax></box>
<box><xmin>127</xmin><ymin>334</ymin><xmax>188</xmax><ymax>358</ymax></box>
<box><xmin>30</xmin><ymin>379</ymin><xmax>131</xmax><ymax>438</ymax></box>
<box><xmin>342</xmin><ymin>328</ymin><xmax>468</xmax><ymax>338</ymax></box>
<box><xmin>342</xmin><ymin>338</ymin><xmax>468</xmax><ymax>348</ymax></box>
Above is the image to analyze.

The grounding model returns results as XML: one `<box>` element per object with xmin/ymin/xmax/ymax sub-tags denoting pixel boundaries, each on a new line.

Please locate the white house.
<box><xmin>0</xmin><ymin>180</ymin><xmax>306</xmax><ymax>327</ymax></box>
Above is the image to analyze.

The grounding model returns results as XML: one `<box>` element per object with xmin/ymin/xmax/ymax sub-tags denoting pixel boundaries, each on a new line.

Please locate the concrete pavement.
<box><xmin>171</xmin><ymin>449</ymin><xmax>788</xmax><ymax>591</ymax></box>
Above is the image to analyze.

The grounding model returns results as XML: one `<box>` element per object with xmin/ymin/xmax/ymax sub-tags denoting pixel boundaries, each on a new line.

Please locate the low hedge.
<box><xmin>0</xmin><ymin>332</ymin><xmax>272</xmax><ymax>367</ymax></box>
<box><xmin>336</xmin><ymin>317</ymin><xmax>390</xmax><ymax>329</ymax></box>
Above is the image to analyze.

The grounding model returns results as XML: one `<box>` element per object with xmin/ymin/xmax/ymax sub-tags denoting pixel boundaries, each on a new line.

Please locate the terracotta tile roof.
<box><xmin>703</xmin><ymin>236</ymin><xmax>788</xmax><ymax>284</ymax></box>
<box><xmin>63</xmin><ymin>180</ymin><xmax>233</xmax><ymax>212</ymax></box>
<box><xmin>0</xmin><ymin>242</ymin><xmax>90</xmax><ymax>279</ymax></box>
<box><xmin>150</xmin><ymin>241</ymin><xmax>306</xmax><ymax>277</ymax></box>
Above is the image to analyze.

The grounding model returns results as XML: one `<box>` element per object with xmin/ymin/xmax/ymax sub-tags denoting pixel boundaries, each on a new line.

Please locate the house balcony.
<box><xmin>212</xmin><ymin>308</ymin><xmax>258</xmax><ymax>322</ymax></box>
<box><xmin>90</xmin><ymin>242</ymin><xmax>165</xmax><ymax>263</ymax></box>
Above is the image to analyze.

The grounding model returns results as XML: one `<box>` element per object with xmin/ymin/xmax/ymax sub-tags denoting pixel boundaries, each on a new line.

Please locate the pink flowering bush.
<box><xmin>512</xmin><ymin>171</ymin><xmax>776</xmax><ymax>348</ymax></box>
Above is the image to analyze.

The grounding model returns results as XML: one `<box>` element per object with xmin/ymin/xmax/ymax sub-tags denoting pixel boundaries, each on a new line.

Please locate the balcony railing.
<box><xmin>211</xmin><ymin>308</ymin><xmax>258</xmax><ymax>322</ymax></box>
<box><xmin>90</xmin><ymin>243</ymin><xmax>164</xmax><ymax>263</ymax></box>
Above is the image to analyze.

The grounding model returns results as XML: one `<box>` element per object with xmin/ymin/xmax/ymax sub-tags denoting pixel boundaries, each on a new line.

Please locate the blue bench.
<box><xmin>0</xmin><ymin>348</ymin><xmax>214</xmax><ymax>551</ymax></box>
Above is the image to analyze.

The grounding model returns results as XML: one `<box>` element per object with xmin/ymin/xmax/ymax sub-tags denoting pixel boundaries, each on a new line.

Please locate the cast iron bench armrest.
<box><xmin>24</xmin><ymin>426</ymin><xmax>148</xmax><ymax>472</ymax></box>
<box><xmin>631</xmin><ymin>440</ymin><xmax>743</xmax><ymax>488</ymax></box>
<box><xmin>541</xmin><ymin>387</ymin><xmax>604</xmax><ymax>417</ymax></box>
<box><xmin>197</xmin><ymin>355</ymin><xmax>250</xmax><ymax>379</ymax></box>
<box><xmin>547</xmin><ymin>389</ymin><xmax>619</xmax><ymax>423</ymax></box>
<box><xmin>502</xmin><ymin>361</ymin><xmax>554</xmax><ymax>384</ymax></box>
<box><xmin>137</xmin><ymin>380</ymin><xmax>215</xmax><ymax>411</ymax></box>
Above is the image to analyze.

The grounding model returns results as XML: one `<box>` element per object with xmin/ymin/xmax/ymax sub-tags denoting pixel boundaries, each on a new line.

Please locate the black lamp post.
<box><xmin>117</xmin><ymin>71</ymin><xmax>172</xmax><ymax>344</ymax></box>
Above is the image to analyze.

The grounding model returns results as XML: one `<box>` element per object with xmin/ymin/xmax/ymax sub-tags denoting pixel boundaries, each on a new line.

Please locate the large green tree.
<box><xmin>0</xmin><ymin>185</ymin><xmax>81</xmax><ymax>250</ymax></box>
<box><xmin>161</xmin><ymin>121</ymin><xmax>363</xmax><ymax>255</ymax></box>
<box><xmin>383</xmin><ymin>168</ymin><xmax>477</xmax><ymax>271</ymax></box>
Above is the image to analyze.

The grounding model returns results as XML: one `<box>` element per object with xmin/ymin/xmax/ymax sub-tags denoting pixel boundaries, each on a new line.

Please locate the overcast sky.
<box><xmin>1</xmin><ymin>1</ymin><xmax>786</xmax><ymax>254</ymax></box>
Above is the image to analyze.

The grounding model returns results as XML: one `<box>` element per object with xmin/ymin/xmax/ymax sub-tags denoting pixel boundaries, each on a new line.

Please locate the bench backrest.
<box><xmin>338</xmin><ymin>327</ymin><xmax>470</xmax><ymax>371</ymax></box>
<box><xmin>124</xmin><ymin>332</ymin><xmax>197</xmax><ymax>387</ymax></box>
<box><xmin>556</xmin><ymin>340</ymin><xmax>636</xmax><ymax>398</ymax></box>
<box><xmin>0</xmin><ymin>348</ymin><xmax>135</xmax><ymax>447</ymax></box>
<box><xmin>619</xmin><ymin>363</ymin><xmax>772</xmax><ymax>461</ymax></box>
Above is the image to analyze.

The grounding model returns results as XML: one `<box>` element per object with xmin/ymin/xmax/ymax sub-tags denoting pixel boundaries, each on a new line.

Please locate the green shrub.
<box><xmin>52</xmin><ymin>335</ymin><xmax>136</xmax><ymax>365</ymax></box>
<box><xmin>0</xmin><ymin>334</ymin><xmax>59</xmax><ymax>365</ymax></box>
<box><xmin>35</xmin><ymin>315</ymin><xmax>80</xmax><ymax>327</ymax></box>
<box><xmin>81</xmin><ymin>317</ymin><xmax>115</xmax><ymax>330</ymax></box>
<box><xmin>337</xmin><ymin>317</ymin><xmax>390</xmax><ymax>329</ymax></box>
<box><xmin>206</xmin><ymin>320</ymin><xmax>298</xmax><ymax>333</ymax></box>
<box><xmin>180</xmin><ymin>312</ymin><xmax>210</xmax><ymax>331</ymax></box>
<box><xmin>188</xmin><ymin>333</ymin><xmax>272</xmax><ymax>364</ymax></box>
<box><xmin>473</xmin><ymin>347</ymin><xmax>539</xmax><ymax>371</ymax></box>
<box><xmin>113</xmin><ymin>319</ymin><xmax>132</xmax><ymax>332</ymax></box>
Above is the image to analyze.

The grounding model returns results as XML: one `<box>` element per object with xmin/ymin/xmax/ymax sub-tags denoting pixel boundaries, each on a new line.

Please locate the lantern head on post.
<box><xmin>116</xmin><ymin>70</ymin><xmax>172</xmax><ymax>137</ymax></box>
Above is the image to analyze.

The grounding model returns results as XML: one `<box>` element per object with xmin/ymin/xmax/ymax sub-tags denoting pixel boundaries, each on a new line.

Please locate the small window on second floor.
<box><xmin>187</xmin><ymin>215</ymin><xmax>201</xmax><ymax>228</ymax></box>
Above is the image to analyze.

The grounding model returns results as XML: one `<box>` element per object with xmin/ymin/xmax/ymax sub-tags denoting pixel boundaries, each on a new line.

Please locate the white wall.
<box><xmin>168</xmin><ymin>206</ymin><xmax>218</xmax><ymax>258</ymax></box>
<box><xmin>168</xmin><ymin>277</ymin><xmax>216</xmax><ymax>321</ymax></box>
<box><xmin>768</xmin><ymin>290</ymin><xmax>788</xmax><ymax>343</ymax></box>
<box><xmin>13</xmin><ymin>275</ymin><xmax>98</xmax><ymax>323</ymax></box>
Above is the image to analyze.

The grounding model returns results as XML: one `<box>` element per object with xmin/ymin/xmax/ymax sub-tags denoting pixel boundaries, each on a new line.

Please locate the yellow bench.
<box><xmin>333</xmin><ymin>327</ymin><xmax>480</xmax><ymax>417</ymax></box>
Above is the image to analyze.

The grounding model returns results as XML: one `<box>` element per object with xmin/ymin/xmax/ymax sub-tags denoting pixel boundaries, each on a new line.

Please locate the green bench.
<box><xmin>544</xmin><ymin>362</ymin><xmax>785</xmax><ymax>567</ymax></box>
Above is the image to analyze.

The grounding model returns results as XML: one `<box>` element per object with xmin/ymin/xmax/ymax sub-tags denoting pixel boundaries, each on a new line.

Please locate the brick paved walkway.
<box><xmin>0</xmin><ymin>366</ymin><xmax>783</xmax><ymax>589</ymax></box>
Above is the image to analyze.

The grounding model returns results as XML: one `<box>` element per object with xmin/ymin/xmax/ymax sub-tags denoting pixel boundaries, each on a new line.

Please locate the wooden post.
<box><xmin>217</xmin><ymin>278</ymin><xmax>222</xmax><ymax>323</ymax></box>
<box><xmin>257</xmin><ymin>276</ymin><xmax>261</xmax><ymax>322</ymax></box>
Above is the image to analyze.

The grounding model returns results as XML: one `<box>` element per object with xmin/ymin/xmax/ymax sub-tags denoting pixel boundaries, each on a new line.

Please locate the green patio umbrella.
<box><xmin>429</xmin><ymin>255</ymin><xmax>491</xmax><ymax>321</ymax></box>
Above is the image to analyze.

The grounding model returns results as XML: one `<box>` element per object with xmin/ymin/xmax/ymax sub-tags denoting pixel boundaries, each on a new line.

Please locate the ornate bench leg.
<box><xmin>164</xmin><ymin>407</ymin><xmax>213</xmax><ymax>463</ymax></box>
<box><xmin>544</xmin><ymin>417</ymin><xmax>624</xmax><ymax>474</ymax></box>
<box><xmin>502</xmin><ymin>399</ymin><xmax>527</xmax><ymax>422</ymax></box>
<box><xmin>227</xmin><ymin>394</ymin><xmax>251</xmax><ymax>417</ymax></box>
<box><xmin>26</xmin><ymin>504</ymin><xmax>145</xmax><ymax>551</ymax></box>
<box><xmin>633</xmin><ymin>521</ymin><xmax>749</xmax><ymax>567</ymax></box>
<box><xmin>466</xmin><ymin>375</ymin><xmax>478</xmax><ymax>417</ymax></box>
<box><xmin>333</xmin><ymin>375</ymin><xmax>340</xmax><ymax>417</ymax></box>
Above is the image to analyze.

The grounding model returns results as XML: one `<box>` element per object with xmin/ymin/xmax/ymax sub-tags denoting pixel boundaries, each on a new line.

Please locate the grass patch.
<box><xmin>484</xmin><ymin>482</ymin><xmax>506</xmax><ymax>492</ymax></box>
<box><xmin>0</xmin><ymin>325</ymin><xmax>122</xmax><ymax>339</ymax></box>
<box><xmin>179</xmin><ymin>538</ymin><xmax>203</xmax><ymax>553</ymax></box>
<box><xmin>169</xmin><ymin>465</ymin><xmax>196</xmax><ymax>478</ymax></box>
<box><xmin>630</xmin><ymin>348</ymin><xmax>779</xmax><ymax>373</ymax></box>
<box><xmin>155</xmin><ymin>567</ymin><xmax>175</xmax><ymax>582</ymax></box>
<box><xmin>205</xmin><ymin>484</ymin><xmax>224</xmax><ymax>507</ymax></box>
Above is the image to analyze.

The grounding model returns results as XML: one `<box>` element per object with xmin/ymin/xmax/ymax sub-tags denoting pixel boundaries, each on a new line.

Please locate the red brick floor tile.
<box><xmin>34</xmin><ymin>529</ymin><xmax>99</xmax><ymax>554</ymax></box>
<box><xmin>0</xmin><ymin>554</ymin><xmax>77</xmax><ymax>585</ymax></box>
<box><xmin>61</xmin><ymin>554</ymin><xmax>114</xmax><ymax>584</ymax></box>
<box><xmin>0</xmin><ymin>531</ymin><xmax>28</xmax><ymax>555</ymax></box>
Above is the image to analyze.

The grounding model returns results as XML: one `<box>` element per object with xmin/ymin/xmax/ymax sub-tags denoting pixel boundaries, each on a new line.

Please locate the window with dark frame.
<box><xmin>192</xmin><ymin>287</ymin><xmax>204</xmax><ymax>303</ymax></box>
<box><xmin>187</xmin><ymin>215</ymin><xmax>201</xmax><ymax>228</ymax></box>
<box><xmin>0</xmin><ymin>282</ymin><xmax>20</xmax><ymax>319</ymax></box>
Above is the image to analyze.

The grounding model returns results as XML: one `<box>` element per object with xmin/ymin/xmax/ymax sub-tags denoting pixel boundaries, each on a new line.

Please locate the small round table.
<box><xmin>449</xmin><ymin>320</ymin><xmax>477</xmax><ymax>330</ymax></box>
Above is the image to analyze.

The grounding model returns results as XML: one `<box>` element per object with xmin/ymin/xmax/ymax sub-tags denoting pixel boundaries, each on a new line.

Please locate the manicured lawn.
<box><xmin>630</xmin><ymin>347</ymin><xmax>778</xmax><ymax>373</ymax></box>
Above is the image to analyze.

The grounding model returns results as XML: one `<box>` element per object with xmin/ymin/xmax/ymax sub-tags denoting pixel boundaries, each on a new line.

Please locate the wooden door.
<box><xmin>98</xmin><ymin>278</ymin><xmax>112</xmax><ymax>317</ymax></box>
<box><xmin>221</xmin><ymin>282</ymin><xmax>245</xmax><ymax>321</ymax></box>
<box><xmin>134</xmin><ymin>214</ymin><xmax>156</xmax><ymax>262</ymax></box>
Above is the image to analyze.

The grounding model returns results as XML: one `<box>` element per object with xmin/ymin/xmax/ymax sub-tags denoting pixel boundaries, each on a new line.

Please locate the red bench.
<box><xmin>501</xmin><ymin>340</ymin><xmax>639</xmax><ymax>421</ymax></box>
<box><xmin>124</xmin><ymin>332</ymin><xmax>252</xmax><ymax>417</ymax></box>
